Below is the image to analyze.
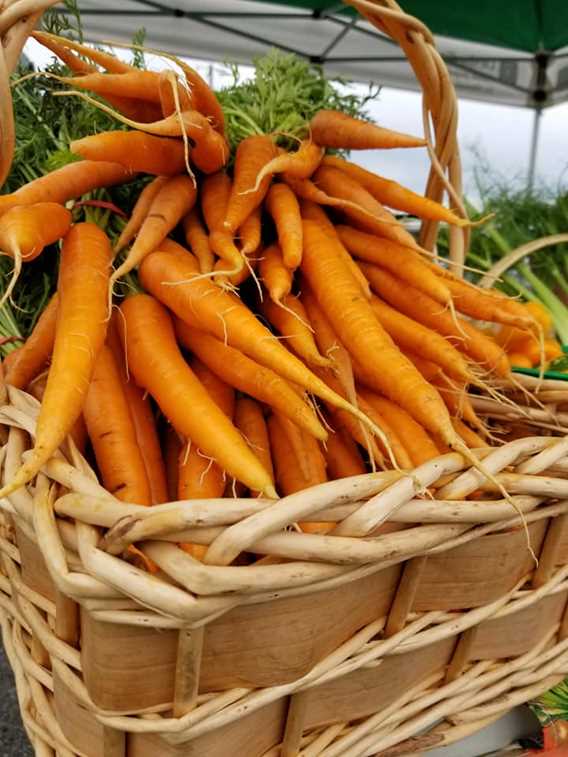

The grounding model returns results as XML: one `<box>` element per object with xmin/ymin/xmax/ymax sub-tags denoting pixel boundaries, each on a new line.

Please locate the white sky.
<box><xmin>24</xmin><ymin>38</ymin><xmax>568</xmax><ymax>206</ymax></box>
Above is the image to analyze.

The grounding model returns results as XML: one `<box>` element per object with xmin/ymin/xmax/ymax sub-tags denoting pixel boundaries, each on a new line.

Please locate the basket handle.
<box><xmin>0</xmin><ymin>0</ymin><xmax>59</xmax><ymax>188</ymax></box>
<box><xmin>346</xmin><ymin>0</ymin><xmax>468</xmax><ymax>274</ymax></box>
<box><xmin>478</xmin><ymin>233</ymin><xmax>568</xmax><ymax>289</ymax></box>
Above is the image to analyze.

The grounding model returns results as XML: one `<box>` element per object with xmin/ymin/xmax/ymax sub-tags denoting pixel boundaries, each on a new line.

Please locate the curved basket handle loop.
<box><xmin>479</xmin><ymin>233</ymin><xmax>568</xmax><ymax>289</ymax></box>
<box><xmin>346</xmin><ymin>0</ymin><xmax>468</xmax><ymax>274</ymax></box>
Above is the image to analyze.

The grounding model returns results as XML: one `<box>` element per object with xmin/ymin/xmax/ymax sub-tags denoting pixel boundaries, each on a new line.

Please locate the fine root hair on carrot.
<box><xmin>0</xmin><ymin>249</ymin><xmax>22</xmax><ymax>310</ymax></box>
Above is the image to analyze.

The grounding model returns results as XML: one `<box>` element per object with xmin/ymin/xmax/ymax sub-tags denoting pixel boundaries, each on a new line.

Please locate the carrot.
<box><xmin>59</xmin><ymin>70</ymin><xmax>163</xmax><ymax>103</ymax></box>
<box><xmin>260</xmin><ymin>294</ymin><xmax>330</xmax><ymax>368</ymax></box>
<box><xmin>178</xmin><ymin>359</ymin><xmax>234</xmax><ymax>503</ymax></box>
<box><xmin>0</xmin><ymin>202</ymin><xmax>71</xmax><ymax>262</ymax></box>
<box><xmin>174</xmin><ymin>320</ymin><xmax>327</xmax><ymax>440</ymax></box>
<box><xmin>367</xmin><ymin>296</ymin><xmax>474</xmax><ymax>384</ymax></box>
<box><xmin>70</xmin><ymin>131</ymin><xmax>187</xmax><ymax>176</ymax></box>
<box><xmin>84</xmin><ymin>345</ymin><xmax>152</xmax><ymax>504</ymax></box>
<box><xmin>299</xmin><ymin>199</ymin><xmax>337</xmax><ymax>237</ymax></box>
<box><xmin>0</xmin><ymin>203</ymin><xmax>71</xmax><ymax>306</ymax></box>
<box><xmin>177</xmin><ymin>60</ymin><xmax>225</xmax><ymax>135</ymax></box>
<box><xmin>430</xmin><ymin>271</ymin><xmax>538</xmax><ymax>331</ymax></box>
<box><xmin>508</xmin><ymin>352</ymin><xmax>533</xmax><ymax>369</ymax></box>
<box><xmin>234</xmin><ymin>398</ymin><xmax>274</xmax><ymax>491</ymax></box>
<box><xmin>0</xmin><ymin>223</ymin><xmax>112</xmax><ymax>498</ymax></box>
<box><xmin>299</xmin><ymin>202</ymin><xmax>371</xmax><ymax>299</ymax></box>
<box><xmin>224</xmin><ymin>135</ymin><xmax>278</xmax><ymax>233</ymax></box>
<box><xmin>452</xmin><ymin>418</ymin><xmax>486</xmax><ymax>448</ymax></box>
<box><xmin>301</xmin><ymin>219</ymin><xmax>461</xmax><ymax>445</ymax></box>
<box><xmin>191</xmin><ymin>358</ymin><xmax>235</xmax><ymax>418</ymax></box>
<box><xmin>112</xmin><ymin>175</ymin><xmax>197</xmax><ymax>283</ymax></box>
<box><xmin>322</xmin><ymin>156</ymin><xmax>468</xmax><ymax>226</ymax></box>
<box><xmin>336</xmin><ymin>225</ymin><xmax>451</xmax><ymax>305</ymax></box>
<box><xmin>259</xmin><ymin>243</ymin><xmax>292</xmax><ymax>303</ymax></box>
<box><xmin>325</xmin><ymin>427</ymin><xmax>366</xmax><ymax>479</ymax></box>
<box><xmin>268</xmin><ymin>413</ymin><xmax>331</xmax><ymax>533</ymax></box>
<box><xmin>313</xmin><ymin>165</ymin><xmax>419</xmax><ymax>249</ymax></box>
<box><xmin>5</xmin><ymin>294</ymin><xmax>58</xmax><ymax>389</ymax></box>
<box><xmin>266</xmin><ymin>183</ymin><xmax>303</xmax><ymax>269</ymax></box>
<box><xmin>301</xmin><ymin>284</ymin><xmax>356</xmax><ymax>399</ymax></box>
<box><xmin>114</xmin><ymin>177</ymin><xmax>169</xmax><ymax>254</ymax></box>
<box><xmin>239</xmin><ymin>207</ymin><xmax>263</xmax><ymax>257</ymax></box>
<box><xmin>355</xmin><ymin>391</ymin><xmax>413</xmax><ymax>469</ymax></box>
<box><xmin>360</xmin><ymin>263</ymin><xmax>511</xmax><ymax>378</ymax></box>
<box><xmin>250</xmin><ymin>140</ymin><xmax>324</xmax><ymax>192</ymax></box>
<box><xmin>361</xmin><ymin>392</ymin><xmax>440</xmax><ymax>466</ymax></box>
<box><xmin>0</xmin><ymin>161</ymin><xmax>133</xmax><ymax>217</ymax></box>
<box><xmin>120</xmin><ymin>294</ymin><xmax>276</xmax><ymax>496</ymax></box>
<box><xmin>107</xmin><ymin>316</ymin><xmax>168</xmax><ymax>505</ymax></box>
<box><xmin>183</xmin><ymin>208</ymin><xmax>214</xmax><ymax>273</ymax></box>
<box><xmin>309</xmin><ymin>110</ymin><xmax>426</xmax><ymax>150</ymax></box>
<box><xmin>201</xmin><ymin>172</ymin><xmax>243</xmax><ymax>272</ymax></box>
<box><xmin>27</xmin><ymin>372</ymin><xmax>89</xmax><ymax>455</ymax></box>
<box><xmin>178</xmin><ymin>439</ymin><xmax>226</xmax><ymax>501</ymax></box>
<box><xmin>140</xmin><ymin>250</ymin><xmax>380</xmax><ymax>432</ymax></box>
<box><xmin>158</xmin><ymin>69</ymin><xmax>193</xmax><ymax>117</ymax></box>
<box><xmin>33</xmin><ymin>31</ymin><xmax>133</xmax><ymax>74</ymax></box>
<box><xmin>214</xmin><ymin>207</ymin><xmax>263</xmax><ymax>286</ymax></box>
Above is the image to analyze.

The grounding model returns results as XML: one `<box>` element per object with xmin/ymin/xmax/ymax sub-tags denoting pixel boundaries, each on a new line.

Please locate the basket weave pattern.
<box><xmin>1</xmin><ymin>387</ymin><xmax>568</xmax><ymax>755</ymax></box>
<box><xmin>1</xmin><ymin>0</ymin><xmax>568</xmax><ymax>755</ymax></box>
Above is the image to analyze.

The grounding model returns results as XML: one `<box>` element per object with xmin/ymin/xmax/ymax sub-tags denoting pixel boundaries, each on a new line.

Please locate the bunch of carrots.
<box><xmin>0</xmin><ymin>32</ymin><xmax>547</xmax><ymax>562</ymax></box>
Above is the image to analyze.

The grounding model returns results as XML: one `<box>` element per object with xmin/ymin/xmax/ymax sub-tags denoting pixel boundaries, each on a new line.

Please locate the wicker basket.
<box><xmin>2</xmin><ymin>1</ymin><xmax>568</xmax><ymax>756</ymax></box>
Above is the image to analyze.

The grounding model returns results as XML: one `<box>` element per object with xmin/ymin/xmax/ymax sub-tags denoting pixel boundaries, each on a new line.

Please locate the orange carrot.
<box><xmin>301</xmin><ymin>220</ymin><xmax>461</xmax><ymax>446</ymax></box>
<box><xmin>299</xmin><ymin>202</ymin><xmax>371</xmax><ymax>299</ymax></box>
<box><xmin>0</xmin><ymin>202</ymin><xmax>71</xmax><ymax>262</ymax></box>
<box><xmin>107</xmin><ymin>316</ymin><xmax>168</xmax><ymax>505</ymax></box>
<box><xmin>251</xmin><ymin>140</ymin><xmax>324</xmax><ymax>192</ymax></box>
<box><xmin>238</xmin><ymin>206</ymin><xmax>263</xmax><ymax>257</ymax></box>
<box><xmin>120</xmin><ymin>294</ymin><xmax>276</xmax><ymax>496</ymax></box>
<box><xmin>268</xmin><ymin>413</ymin><xmax>330</xmax><ymax>532</ymax></box>
<box><xmin>452</xmin><ymin>418</ymin><xmax>486</xmax><ymax>448</ymax></box>
<box><xmin>508</xmin><ymin>352</ymin><xmax>533</xmax><ymax>369</ymax></box>
<box><xmin>112</xmin><ymin>175</ymin><xmax>197</xmax><ymax>282</ymax></box>
<box><xmin>140</xmin><ymin>250</ymin><xmax>380</xmax><ymax>431</ymax></box>
<box><xmin>314</xmin><ymin>165</ymin><xmax>419</xmax><ymax>249</ymax></box>
<box><xmin>5</xmin><ymin>294</ymin><xmax>58</xmax><ymax>389</ymax></box>
<box><xmin>0</xmin><ymin>223</ymin><xmax>112</xmax><ymax>498</ymax></box>
<box><xmin>201</xmin><ymin>172</ymin><xmax>243</xmax><ymax>271</ymax></box>
<box><xmin>114</xmin><ymin>176</ymin><xmax>169</xmax><ymax>254</ymax></box>
<box><xmin>356</xmin><ymin>389</ymin><xmax>413</xmax><ymax>469</ymax></box>
<box><xmin>178</xmin><ymin>359</ymin><xmax>234</xmax><ymax>503</ymax></box>
<box><xmin>174</xmin><ymin>320</ymin><xmax>327</xmax><ymax>440</ymax></box>
<box><xmin>234</xmin><ymin>398</ymin><xmax>274</xmax><ymax>490</ymax></box>
<box><xmin>266</xmin><ymin>183</ymin><xmax>303</xmax><ymax>269</ymax></box>
<box><xmin>336</xmin><ymin>225</ymin><xmax>451</xmax><ymax>305</ymax></box>
<box><xmin>70</xmin><ymin>131</ymin><xmax>187</xmax><ymax>176</ymax></box>
<box><xmin>325</xmin><ymin>427</ymin><xmax>366</xmax><ymax>479</ymax></box>
<box><xmin>158</xmin><ymin>69</ymin><xmax>193</xmax><ymax>117</ymax></box>
<box><xmin>84</xmin><ymin>345</ymin><xmax>152</xmax><ymax>504</ymax></box>
<box><xmin>259</xmin><ymin>243</ymin><xmax>292</xmax><ymax>303</ymax></box>
<box><xmin>60</xmin><ymin>70</ymin><xmax>163</xmax><ymax>102</ymax></box>
<box><xmin>361</xmin><ymin>392</ymin><xmax>440</xmax><ymax>466</ymax></box>
<box><xmin>367</xmin><ymin>296</ymin><xmax>474</xmax><ymax>384</ymax></box>
<box><xmin>183</xmin><ymin>208</ymin><xmax>214</xmax><ymax>273</ymax></box>
<box><xmin>33</xmin><ymin>31</ymin><xmax>132</xmax><ymax>74</ymax></box>
<box><xmin>0</xmin><ymin>161</ymin><xmax>133</xmax><ymax>217</ymax></box>
<box><xmin>310</xmin><ymin>110</ymin><xmax>426</xmax><ymax>150</ymax></box>
<box><xmin>177</xmin><ymin>61</ymin><xmax>225</xmax><ymax>135</ymax></box>
<box><xmin>322</xmin><ymin>156</ymin><xmax>468</xmax><ymax>226</ymax></box>
<box><xmin>260</xmin><ymin>294</ymin><xmax>330</xmax><ymax>368</ymax></box>
<box><xmin>224</xmin><ymin>135</ymin><xmax>278</xmax><ymax>233</ymax></box>
<box><xmin>360</xmin><ymin>263</ymin><xmax>511</xmax><ymax>378</ymax></box>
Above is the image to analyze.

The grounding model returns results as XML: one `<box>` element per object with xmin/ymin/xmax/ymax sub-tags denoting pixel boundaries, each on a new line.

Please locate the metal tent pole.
<box><xmin>527</xmin><ymin>107</ymin><xmax>542</xmax><ymax>192</ymax></box>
